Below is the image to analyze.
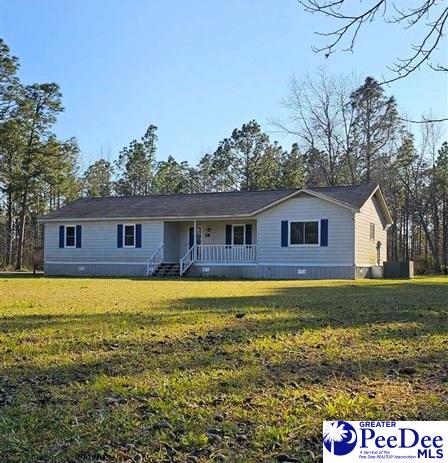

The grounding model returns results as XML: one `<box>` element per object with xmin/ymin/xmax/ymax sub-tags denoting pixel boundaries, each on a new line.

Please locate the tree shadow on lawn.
<box><xmin>2</xmin><ymin>319</ymin><xmax>447</xmax><ymax>440</ymax></box>
<box><xmin>1</xmin><ymin>280</ymin><xmax>447</xmax><ymax>461</ymax></box>
<box><xmin>2</xmin><ymin>280</ymin><xmax>447</xmax><ymax>367</ymax></box>
<box><xmin>1</xmin><ymin>319</ymin><xmax>447</xmax><ymax>461</ymax></box>
<box><xmin>0</xmin><ymin>310</ymin><xmax>206</xmax><ymax>335</ymax></box>
<box><xmin>2</xmin><ymin>283</ymin><xmax>447</xmax><ymax>346</ymax></box>
<box><xmin>44</xmin><ymin>338</ymin><xmax>448</xmax><ymax>397</ymax></box>
<box><xmin>2</xmin><ymin>298</ymin><xmax>447</xmax><ymax>393</ymax></box>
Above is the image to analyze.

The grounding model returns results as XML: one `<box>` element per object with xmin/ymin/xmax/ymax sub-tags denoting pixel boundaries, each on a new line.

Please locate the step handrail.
<box><xmin>180</xmin><ymin>245</ymin><xmax>196</xmax><ymax>276</ymax></box>
<box><xmin>146</xmin><ymin>244</ymin><xmax>164</xmax><ymax>276</ymax></box>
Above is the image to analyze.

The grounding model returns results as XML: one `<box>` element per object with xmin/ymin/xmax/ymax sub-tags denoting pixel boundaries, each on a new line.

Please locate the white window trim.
<box><xmin>64</xmin><ymin>225</ymin><xmax>77</xmax><ymax>248</ymax></box>
<box><xmin>123</xmin><ymin>224</ymin><xmax>136</xmax><ymax>248</ymax></box>
<box><xmin>288</xmin><ymin>220</ymin><xmax>321</xmax><ymax>247</ymax></box>
<box><xmin>370</xmin><ymin>223</ymin><xmax>376</xmax><ymax>241</ymax></box>
<box><xmin>232</xmin><ymin>224</ymin><xmax>246</xmax><ymax>246</ymax></box>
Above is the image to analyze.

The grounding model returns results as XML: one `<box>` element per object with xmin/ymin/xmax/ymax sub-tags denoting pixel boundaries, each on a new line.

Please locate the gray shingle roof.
<box><xmin>39</xmin><ymin>184</ymin><xmax>378</xmax><ymax>221</ymax></box>
<box><xmin>307</xmin><ymin>183</ymin><xmax>378</xmax><ymax>209</ymax></box>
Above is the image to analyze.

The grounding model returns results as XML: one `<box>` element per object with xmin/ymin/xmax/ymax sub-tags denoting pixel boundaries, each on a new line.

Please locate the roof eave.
<box><xmin>37</xmin><ymin>213</ymin><xmax>257</xmax><ymax>223</ymax></box>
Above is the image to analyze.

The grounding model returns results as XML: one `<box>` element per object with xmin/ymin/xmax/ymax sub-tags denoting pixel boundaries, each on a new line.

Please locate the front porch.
<box><xmin>146</xmin><ymin>219</ymin><xmax>257</xmax><ymax>276</ymax></box>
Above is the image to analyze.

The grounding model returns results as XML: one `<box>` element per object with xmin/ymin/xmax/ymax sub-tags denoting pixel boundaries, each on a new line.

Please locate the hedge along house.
<box><xmin>38</xmin><ymin>184</ymin><xmax>393</xmax><ymax>279</ymax></box>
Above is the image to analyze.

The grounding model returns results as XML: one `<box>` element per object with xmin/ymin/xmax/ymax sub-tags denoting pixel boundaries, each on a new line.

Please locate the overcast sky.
<box><xmin>3</xmin><ymin>0</ymin><xmax>447</xmax><ymax>170</ymax></box>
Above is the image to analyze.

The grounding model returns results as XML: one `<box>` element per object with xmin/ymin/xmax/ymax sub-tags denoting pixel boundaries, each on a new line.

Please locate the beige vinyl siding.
<box><xmin>44</xmin><ymin>220</ymin><xmax>163</xmax><ymax>264</ymax></box>
<box><xmin>355</xmin><ymin>194</ymin><xmax>388</xmax><ymax>266</ymax></box>
<box><xmin>256</xmin><ymin>194</ymin><xmax>355</xmax><ymax>265</ymax></box>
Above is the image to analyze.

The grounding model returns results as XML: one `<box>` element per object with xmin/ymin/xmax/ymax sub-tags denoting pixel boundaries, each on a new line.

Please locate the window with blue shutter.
<box><xmin>65</xmin><ymin>226</ymin><xmax>76</xmax><ymax>247</ymax></box>
<box><xmin>289</xmin><ymin>221</ymin><xmax>319</xmax><ymax>245</ymax></box>
<box><xmin>136</xmin><ymin>224</ymin><xmax>142</xmax><ymax>248</ymax></box>
<box><xmin>117</xmin><ymin>224</ymin><xmax>123</xmax><ymax>248</ymax></box>
<box><xmin>320</xmin><ymin>219</ymin><xmax>328</xmax><ymax>247</ymax></box>
<box><xmin>59</xmin><ymin>225</ymin><xmax>65</xmax><ymax>248</ymax></box>
<box><xmin>281</xmin><ymin>221</ymin><xmax>288</xmax><ymax>247</ymax></box>
<box><xmin>245</xmin><ymin>224</ymin><xmax>252</xmax><ymax>245</ymax></box>
<box><xmin>76</xmin><ymin>225</ymin><xmax>82</xmax><ymax>248</ymax></box>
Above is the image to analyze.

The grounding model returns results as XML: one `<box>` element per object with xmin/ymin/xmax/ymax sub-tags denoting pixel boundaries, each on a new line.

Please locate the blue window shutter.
<box><xmin>136</xmin><ymin>224</ymin><xmax>142</xmax><ymax>248</ymax></box>
<box><xmin>245</xmin><ymin>224</ymin><xmax>252</xmax><ymax>245</ymax></box>
<box><xmin>321</xmin><ymin>219</ymin><xmax>328</xmax><ymax>246</ymax></box>
<box><xmin>281</xmin><ymin>221</ymin><xmax>288</xmax><ymax>247</ymax></box>
<box><xmin>117</xmin><ymin>224</ymin><xmax>123</xmax><ymax>248</ymax></box>
<box><xmin>59</xmin><ymin>225</ymin><xmax>65</xmax><ymax>248</ymax></box>
<box><xmin>76</xmin><ymin>225</ymin><xmax>82</xmax><ymax>248</ymax></box>
<box><xmin>225</xmin><ymin>225</ymin><xmax>232</xmax><ymax>245</ymax></box>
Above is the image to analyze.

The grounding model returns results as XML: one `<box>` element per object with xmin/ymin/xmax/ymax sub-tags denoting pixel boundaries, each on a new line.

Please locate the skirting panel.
<box><xmin>189</xmin><ymin>265</ymin><xmax>258</xmax><ymax>279</ymax></box>
<box><xmin>256</xmin><ymin>265</ymin><xmax>355</xmax><ymax>280</ymax></box>
<box><xmin>191</xmin><ymin>264</ymin><xmax>355</xmax><ymax>280</ymax></box>
<box><xmin>45</xmin><ymin>262</ymin><xmax>146</xmax><ymax>277</ymax></box>
<box><xmin>45</xmin><ymin>262</ymin><xmax>361</xmax><ymax>280</ymax></box>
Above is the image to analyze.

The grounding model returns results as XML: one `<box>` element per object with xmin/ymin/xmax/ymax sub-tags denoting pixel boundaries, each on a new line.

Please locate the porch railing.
<box><xmin>180</xmin><ymin>245</ymin><xmax>196</xmax><ymax>276</ymax></box>
<box><xmin>145</xmin><ymin>244</ymin><xmax>164</xmax><ymax>276</ymax></box>
<box><xmin>196</xmin><ymin>244</ymin><xmax>257</xmax><ymax>263</ymax></box>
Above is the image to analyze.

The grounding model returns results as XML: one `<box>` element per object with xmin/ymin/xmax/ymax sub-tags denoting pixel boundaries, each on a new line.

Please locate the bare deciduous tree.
<box><xmin>272</xmin><ymin>70</ymin><xmax>360</xmax><ymax>185</ymax></box>
<box><xmin>300</xmin><ymin>0</ymin><xmax>447</xmax><ymax>81</ymax></box>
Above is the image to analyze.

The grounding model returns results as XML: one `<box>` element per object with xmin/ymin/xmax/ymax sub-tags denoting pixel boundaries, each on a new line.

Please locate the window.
<box><xmin>65</xmin><ymin>226</ymin><xmax>76</xmax><ymax>247</ymax></box>
<box><xmin>232</xmin><ymin>225</ymin><xmax>245</xmax><ymax>245</ymax></box>
<box><xmin>290</xmin><ymin>221</ymin><xmax>319</xmax><ymax>245</ymax></box>
<box><xmin>124</xmin><ymin>224</ymin><xmax>135</xmax><ymax>247</ymax></box>
<box><xmin>370</xmin><ymin>223</ymin><xmax>375</xmax><ymax>241</ymax></box>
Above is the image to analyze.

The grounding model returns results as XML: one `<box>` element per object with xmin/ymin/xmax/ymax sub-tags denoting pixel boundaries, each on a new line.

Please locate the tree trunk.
<box><xmin>5</xmin><ymin>190</ymin><xmax>13</xmax><ymax>267</ymax></box>
<box><xmin>432</xmin><ymin>198</ymin><xmax>440</xmax><ymax>271</ymax></box>
<box><xmin>442</xmin><ymin>195</ymin><xmax>448</xmax><ymax>269</ymax></box>
<box><xmin>15</xmin><ymin>189</ymin><xmax>28</xmax><ymax>270</ymax></box>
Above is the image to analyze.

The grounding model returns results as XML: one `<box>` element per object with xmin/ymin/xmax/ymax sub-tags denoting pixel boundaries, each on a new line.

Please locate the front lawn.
<box><xmin>0</xmin><ymin>276</ymin><xmax>447</xmax><ymax>462</ymax></box>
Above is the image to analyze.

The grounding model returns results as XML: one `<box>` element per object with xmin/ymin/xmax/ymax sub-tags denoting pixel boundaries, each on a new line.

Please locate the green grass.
<box><xmin>0</xmin><ymin>276</ymin><xmax>447</xmax><ymax>462</ymax></box>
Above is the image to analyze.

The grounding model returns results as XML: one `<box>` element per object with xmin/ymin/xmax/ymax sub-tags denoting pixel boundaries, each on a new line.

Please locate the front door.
<box><xmin>189</xmin><ymin>226</ymin><xmax>202</xmax><ymax>249</ymax></box>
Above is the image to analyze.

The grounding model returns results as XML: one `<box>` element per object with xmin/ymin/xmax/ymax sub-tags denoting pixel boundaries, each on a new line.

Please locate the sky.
<box><xmin>2</xmin><ymin>0</ymin><xmax>447</xmax><ymax>171</ymax></box>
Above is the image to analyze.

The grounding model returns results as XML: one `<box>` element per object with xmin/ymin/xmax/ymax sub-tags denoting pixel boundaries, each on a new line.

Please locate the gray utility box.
<box><xmin>370</xmin><ymin>266</ymin><xmax>384</xmax><ymax>279</ymax></box>
<box><xmin>384</xmin><ymin>261</ymin><xmax>414</xmax><ymax>279</ymax></box>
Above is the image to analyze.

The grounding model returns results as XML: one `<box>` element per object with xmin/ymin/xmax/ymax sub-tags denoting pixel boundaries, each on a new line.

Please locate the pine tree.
<box><xmin>350</xmin><ymin>77</ymin><xmax>399</xmax><ymax>183</ymax></box>
<box><xmin>154</xmin><ymin>156</ymin><xmax>191</xmax><ymax>193</ymax></box>
<box><xmin>281</xmin><ymin>143</ymin><xmax>305</xmax><ymax>188</ymax></box>
<box><xmin>82</xmin><ymin>159</ymin><xmax>114</xmax><ymax>197</ymax></box>
<box><xmin>115</xmin><ymin>125</ymin><xmax>157</xmax><ymax>196</ymax></box>
<box><xmin>14</xmin><ymin>83</ymin><xmax>64</xmax><ymax>269</ymax></box>
<box><xmin>208</xmin><ymin>120</ymin><xmax>286</xmax><ymax>191</ymax></box>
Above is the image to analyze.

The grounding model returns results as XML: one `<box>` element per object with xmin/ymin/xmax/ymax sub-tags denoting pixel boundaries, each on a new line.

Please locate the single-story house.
<box><xmin>38</xmin><ymin>183</ymin><xmax>392</xmax><ymax>279</ymax></box>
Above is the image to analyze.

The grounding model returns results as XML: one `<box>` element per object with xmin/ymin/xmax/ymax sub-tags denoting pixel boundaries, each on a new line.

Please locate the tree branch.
<box><xmin>300</xmin><ymin>0</ymin><xmax>447</xmax><ymax>85</ymax></box>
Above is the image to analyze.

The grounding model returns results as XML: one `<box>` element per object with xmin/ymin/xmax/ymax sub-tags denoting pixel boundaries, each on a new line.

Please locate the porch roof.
<box><xmin>39</xmin><ymin>184</ymin><xmax>381</xmax><ymax>221</ymax></box>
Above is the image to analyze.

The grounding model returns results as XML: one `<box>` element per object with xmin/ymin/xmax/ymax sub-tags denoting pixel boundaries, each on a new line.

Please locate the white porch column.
<box><xmin>193</xmin><ymin>220</ymin><xmax>197</xmax><ymax>261</ymax></box>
